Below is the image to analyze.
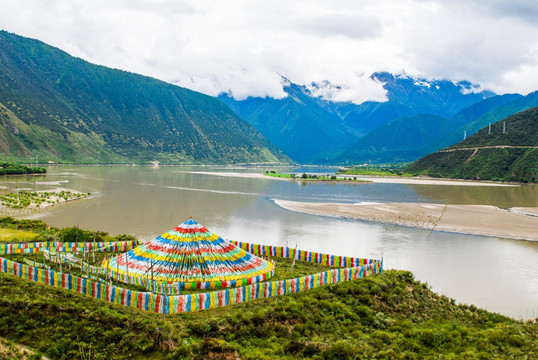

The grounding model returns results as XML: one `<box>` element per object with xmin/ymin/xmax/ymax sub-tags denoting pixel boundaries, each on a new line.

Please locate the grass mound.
<box><xmin>0</xmin><ymin>270</ymin><xmax>535</xmax><ymax>359</ymax></box>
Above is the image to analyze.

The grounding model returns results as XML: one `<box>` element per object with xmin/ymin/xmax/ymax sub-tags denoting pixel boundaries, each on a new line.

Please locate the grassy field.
<box><xmin>337</xmin><ymin>164</ymin><xmax>413</xmax><ymax>177</ymax></box>
<box><xmin>0</xmin><ymin>228</ymin><xmax>39</xmax><ymax>243</ymax></box>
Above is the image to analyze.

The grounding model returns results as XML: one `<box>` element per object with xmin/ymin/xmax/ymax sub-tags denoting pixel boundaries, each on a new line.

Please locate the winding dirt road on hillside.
<box><xmin>439</xmin><ymin>145</ymin><xmax>538</xmax><ymax>152</ymax></box>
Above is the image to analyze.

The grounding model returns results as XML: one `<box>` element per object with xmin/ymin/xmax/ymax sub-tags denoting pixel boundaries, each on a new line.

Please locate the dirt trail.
<box><xmin>440</xmin><ymin>145</ymin><xmax>538</xmax><ymax>152</ymax></box>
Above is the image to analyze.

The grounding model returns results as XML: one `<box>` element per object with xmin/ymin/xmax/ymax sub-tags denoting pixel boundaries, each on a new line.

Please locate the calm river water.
<box><xmin>2</xmin><ymin>166</ymin><xmax>537</xmax><ymax>319</ymax></box>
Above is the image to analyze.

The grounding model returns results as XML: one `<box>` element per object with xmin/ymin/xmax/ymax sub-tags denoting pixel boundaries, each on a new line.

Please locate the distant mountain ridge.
<box><xmin>0</xmin><ymin>31</ymin><xmax>289</xmax><ymax>164</ymax></box>
<box><xmin>2</xmin><ymin>30</ymin><xmax>535</xmax><ymax>167</ymax></box>
<box><xmin>219</xmin><ymin>80</ymin><xmax>355</xmax><ymax>163</ymax></box>
<box><xmin>337</xmin><ymin>92</ymin><xmax>538</xmax><ymax>164</ymax></box>
<box><xmin>221</xmin><ymin>72</ymin><xmax>498</xmax><ymax>163</ymax></box>
<box><xmin>404</xmin><ymin>107</ymin><xmax>538</xmax><ymax>182</ymax></box>
<box><xmin>342</xmin><ymin>72</ymin><xmax>496</xmax><ymax>137</ymax></box>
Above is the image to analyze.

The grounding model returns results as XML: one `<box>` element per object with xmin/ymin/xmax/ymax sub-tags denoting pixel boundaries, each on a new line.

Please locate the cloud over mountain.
<box><xmin>0</xmin><ymin>0</ymin><xmax>536</xmax><ymax>103</ymax></box>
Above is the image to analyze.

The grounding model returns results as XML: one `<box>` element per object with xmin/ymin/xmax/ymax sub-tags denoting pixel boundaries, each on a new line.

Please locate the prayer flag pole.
<box><xmin>92</xmin><ymin>236</ymin><xmax>96</xmax><ymax>263</ymax></box>
<box><xmin>116</xmin><ymin>251</ymin><xmax>119</xmax><ymax>282</ymax></box>
<box><xmin>291</xmin><ymin>243</ymin><xmax>298</xmax><ymax>271</ymax></box>
<box><xmin>125</xmin><ymin>253</ymin><xmax>129</xmax><ymax>284</ymax></box>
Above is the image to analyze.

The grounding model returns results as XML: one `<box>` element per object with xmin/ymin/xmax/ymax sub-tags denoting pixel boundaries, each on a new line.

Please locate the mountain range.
<box><xmin>219</xmin><ymin>80</ymin><xmax>354</xmax><ymax>163</ymax></box>
<box><xmin>0</xmin><ymin>31</ymin><xmax>289</xmax><ymax>164</ymax></box>
<box><xmin>221</xmin><ymin>73</ymin><xmax>538</xmax><ymax>164</ymax></box>
<box><xmin>336</xmin><ymin>92</ymin><xmax>538</xmax><ymax>164</ymax></box>
<box><xmin>1</xmin><ymin>30</ymin><xmax>536</xmax><ymax>168</ymax></box>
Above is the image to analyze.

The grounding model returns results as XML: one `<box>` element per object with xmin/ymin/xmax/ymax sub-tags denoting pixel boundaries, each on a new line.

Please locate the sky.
<box><xmin>1</xmin><ymin>0</ymin><xmax>537</xmax><ymax>104</ymax></box>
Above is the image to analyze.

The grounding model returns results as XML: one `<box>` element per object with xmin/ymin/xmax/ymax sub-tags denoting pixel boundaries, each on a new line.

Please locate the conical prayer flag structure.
<box><xmin>104</xmin><ymin>219</ymin><xmax>274</xmax><ymax>290</ymax></box>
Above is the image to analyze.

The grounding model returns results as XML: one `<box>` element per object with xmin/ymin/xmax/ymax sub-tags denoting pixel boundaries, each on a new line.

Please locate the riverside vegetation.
<box><xmin>337</xmin><ymin>164</ymin><xmax>413</xmax><ymax>177</ymax></box>
<box><xmin>0</xmin><ymin>190</ymin><xmax>89</xmax><ymax>211</ymax></box>
<box><xmin>264</xmin><ymin>171</ymin><xmax>371</xmax><ymax>182</ymax></box>
<box><xmin>0</xmin><ymin>218</ymin><xmax>536</xmax><ymax>359</ymax></box>
<box><xmin>0</xmin><ymin>162</ymin><xmax>46</xmax><ymax>176</ymax></box>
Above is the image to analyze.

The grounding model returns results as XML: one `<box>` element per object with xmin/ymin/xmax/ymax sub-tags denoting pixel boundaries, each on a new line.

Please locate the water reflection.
<box><xmin>411</xmin><ymin>183</ymin><xmax>538</xmax><ymax>207</ymax></box>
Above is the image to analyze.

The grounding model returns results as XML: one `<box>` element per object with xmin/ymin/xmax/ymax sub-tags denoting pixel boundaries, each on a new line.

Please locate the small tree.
<box><xmin>61</xmin><ymin>227</ymin><xmax>89</xmax><ymax>243</ymax></box>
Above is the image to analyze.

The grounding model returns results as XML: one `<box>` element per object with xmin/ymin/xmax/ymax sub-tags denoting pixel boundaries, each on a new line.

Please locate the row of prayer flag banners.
<box><xmin>231</xmin><ymin>241</ymin><xmax>376</xmax><ymax>268</ymax></box>
<box><xmin>0</xmin><ymin>240</ymin><xmax>139</xmax><ymax>255</ymax></box>
<box><xmin>0</xmin><ymin>240</ymin><xmax>382</xmax><ymax>313</ymax></box>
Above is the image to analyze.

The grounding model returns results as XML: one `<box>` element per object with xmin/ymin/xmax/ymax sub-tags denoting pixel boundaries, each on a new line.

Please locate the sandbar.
<box><xmin>185</xmin><ymin>171</ymin><xmax>517</xmax><ymax>187</ymax></box>
<box><xmin>273</xmin><ymin>200</ymin><xmax>538</xmax><ymax>241</ymax></box>
<box><xmin>185</xmin><ymin>171</ymin><xmax>288</xmax><ymax>181</ymax></box>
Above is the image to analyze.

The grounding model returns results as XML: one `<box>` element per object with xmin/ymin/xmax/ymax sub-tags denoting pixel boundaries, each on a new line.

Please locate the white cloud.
<box><xmin>0</xmin><ymin>0</ymin><xmax>537</xmax><ymax>103</ymax></box>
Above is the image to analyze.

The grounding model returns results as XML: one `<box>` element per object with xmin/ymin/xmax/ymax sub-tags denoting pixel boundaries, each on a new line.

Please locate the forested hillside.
<box><xmin>405</xmin><ymin>107</ymin><xmax>538</xmax><ymax>182</ymax></box>
<box><xmin>0</xmin><ymin>31</ymin><xmax>289</xmax><ymax>164</ymax></box>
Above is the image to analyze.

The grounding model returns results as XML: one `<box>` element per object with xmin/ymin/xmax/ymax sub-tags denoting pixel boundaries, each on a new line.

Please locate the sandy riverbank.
<box><xmin>186</xmin><ymin>171</ymin><xmax>289</xmax><ymax>181</ymax></box>
<box><xmin>273</xmin><ymin>200</ymin><xmax>538</xmax><ymax>241</ymax></box>
<box><xmin>351</xmin><ymin>176</ymin><xmax>518</xmax><ymax>187</ymax></box>
<box><xmin>186</xmin><ymin>171</ymin><xmax>517</xmax><ymax>187</ymax></box>
<box><xmin>0</xmin><ymin>188</ymin><xmax>88</xmax><ymax>217</ymax></box>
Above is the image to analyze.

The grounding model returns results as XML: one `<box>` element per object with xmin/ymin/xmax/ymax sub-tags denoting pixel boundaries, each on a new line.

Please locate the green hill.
<box><xmin>335</xmin><ymin>114</ymin><xmax>451</xmax><ymax>164</ymax></box>
<box><xmin>335</xmin><ymin>94</ymin><xmax>534</xmax><ymax>165</ymax></box>
<box><xmin>1</xmin><ymin>269</ymin><xmax>536</xmax><ymax>359</ymax></box>
<box><xmin>434</xmin><ymin>91</ymin><xmax>538</xmax><ymax>151</ymax></box>
<box><xmin>405</xmin><ymin>107</ymin><xmax>538</xmax><ymax>182</ymax></box>
<box><xmin>0</xmin><ymin>31</ymin><xmax>289</xmax><ymax>164</ymax></box>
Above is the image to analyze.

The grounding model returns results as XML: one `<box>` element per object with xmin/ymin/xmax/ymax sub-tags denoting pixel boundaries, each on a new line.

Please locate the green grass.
<box><xmin>264</xmin><ymin>172</ymin><xmax>294</xmax><ymax>178</ymax></box>
<box><xmin>0</xmin><ymin>190</ymin><xmax>89</xmax><ymax>210</ymax></box>
<box><xmin>0</xmin><ymin>216</ymin><xmax>137</xmax><ymax>247</ymax></box>
<box><xmin>269</xmin><ymin>257</ymin><xmax>331</xmax><ymax>281</ymax></box>
<box><xmin>337</xmin><ymin>164</ymin><xmax>414</xmax><ymax>177</ymax></box>
<box><xmin>0</xmin><ymin>269</ymin><xmax>535</xmax><ymax>359</ymax></box>
<box><xmin>0</xmin><ymin>228</ymin><xmax>39</xmax><ymax>243</ymax></box>
<box><xmin>0</xmin><ymin>336</ymin><xmax>42</xmax><ymax>360</ymax></box>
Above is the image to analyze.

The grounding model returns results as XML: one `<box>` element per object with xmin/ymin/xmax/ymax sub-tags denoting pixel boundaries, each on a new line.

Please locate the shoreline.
<box><xmin>273</xmin><ymin>200</ymin><xmax>538</xmax><ymax>241</ymax></box>
<box><xmin>186</xmin><ymin>171</ymin><xmax>519</xmax><ymax>187</ymax></box>
<box><xmin>0</xmin><ymin>188</ymin><xmax>88</xmax><ymax>217</ymax></box>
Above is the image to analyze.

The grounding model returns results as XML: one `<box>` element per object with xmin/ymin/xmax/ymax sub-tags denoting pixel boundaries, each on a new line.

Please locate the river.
<box><xmin>2</xmin><ymin>165</ymin><xmax>537</xmax><ymax>320</ymax></box>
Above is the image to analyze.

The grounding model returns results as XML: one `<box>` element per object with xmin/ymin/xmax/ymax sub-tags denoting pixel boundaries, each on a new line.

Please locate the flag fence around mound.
<box><xmin>0</xmin><ymin>240</ymin><xmax>383</xmax><ymax>313</ymax></box>
<box><xmin>0</xmin><ymin>239</ymin><xmax>139</xmax><ymax>255</ymax></box>
<box><xmin>230</xmin><ymin>241</ymin><xmax>376</xmax><ymax>268</ymax></box>
<box><xmin>103</xmin><ymin>219</ymin><xmax>275</xmax><ymax>292</ymax></box>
